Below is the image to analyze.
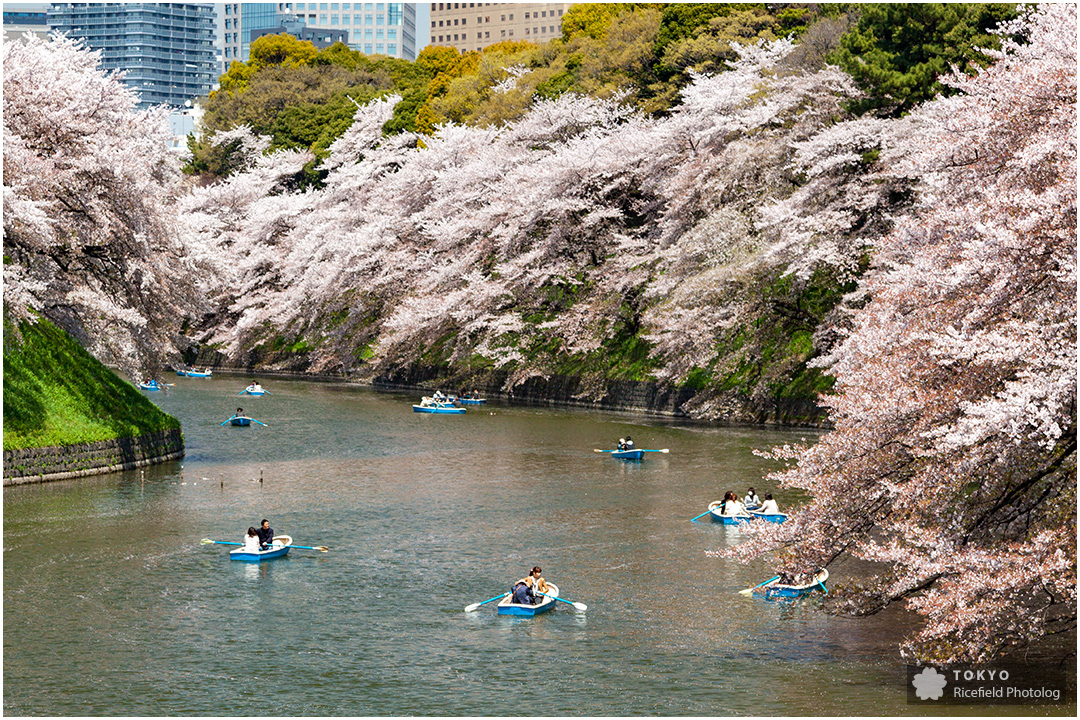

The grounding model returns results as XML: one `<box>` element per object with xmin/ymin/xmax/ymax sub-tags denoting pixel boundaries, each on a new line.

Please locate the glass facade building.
<box><xmin>290</xmin><ymin>2</ymin><xmax>415</xmax><ymax>60</ymax></box>
<box><xmin>48</xmin><ymin>3</ymin><xmax>217</xmax><ymax>108</ymax></box>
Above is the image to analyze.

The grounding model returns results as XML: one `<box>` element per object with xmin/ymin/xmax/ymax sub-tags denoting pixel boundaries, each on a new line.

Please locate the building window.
<box><xmin>364</xmin><ymin>43</ymin><xmax>372</xmax><ymax>52</ymax></box>
<box><xmin>387</xmin><ymin>43</ymin><xmax>395</xmax><ymax>54</ymax></box>
<box><xmin>476</xmin><ymin>31</ymin><xmax>481</xmax><ymax>38</ymax></box>
<box><xmin>331</xmin><ymin>2</ymin><xmax>338</xmax><ymax>8</ymax></box>
<box><xmin>365</xmin><ymin>14</ymin><xmax>372</xmax><ymax>23</ymax></box>
<box><xmin>320</xmin><ymin>14</ymin><xmax>327</xmax><ymax>23</ymax></box>
<box><xmin>541</xmin><ymin>10</ymin><xmax>546</xmax><ymax>17</ymax></box>
<box><xmin>343</xmin><ymin>14</ymin><xmax>350</xmax><ymax>23</ymax></box>
<box><xmin>331</xmin><ymin>14</ymin><xmax>338</xmax><ymax>23</ymax></box>
<box><xmin>524</xmin><ymin>12</ymin><xmax>529</xmax><ymax>19</ymax></box>
<box><xmin>376</xmin><ymin>43</ymin><xmax>383</xmax><ymax>52</ymax></box>
<box><xmin>500</xmin><ymin>29</ymin><xmax>505</xmax><ymax>36</ymax></box>
<box><xmin>376</xmin><ymin>28</ymin><xmax>383</xmax><ymax>38</ymax></box>
<box><xmin>377</xmin><ymin>15</ymin><xmax>384</xmax><ymax>25</ymax></box>
<box><xmin>388</xmin><ymin>28</ymin><xmax>396</xmax><ymax>38</ymax></box>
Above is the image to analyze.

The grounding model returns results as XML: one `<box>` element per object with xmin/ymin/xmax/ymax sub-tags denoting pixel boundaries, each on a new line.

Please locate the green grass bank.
<box><xmin>4</xmin><ymin>318</ymin><xmax>180</xmax><ymax>452</ymax></box>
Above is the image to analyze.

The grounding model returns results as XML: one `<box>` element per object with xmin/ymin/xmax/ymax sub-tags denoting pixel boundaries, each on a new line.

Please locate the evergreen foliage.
<box><xmin>829</xmin><ymin>3</ymin><xmax>1021</xmax><ymax>116</ymax></box>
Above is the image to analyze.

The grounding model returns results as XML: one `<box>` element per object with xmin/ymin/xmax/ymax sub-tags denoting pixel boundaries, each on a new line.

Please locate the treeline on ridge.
<box><xmin>186</xmin><ymin>2</ymin><xmax>1019</xmax><ymax>184</ymax></box>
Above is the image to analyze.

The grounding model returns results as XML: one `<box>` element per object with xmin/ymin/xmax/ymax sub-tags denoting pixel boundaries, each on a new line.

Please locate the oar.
<box><xmin>738</xmin><ymin>575</ymin><xmax>780</xmax><ymax>596</ymax></box>
<box><xmin>464</xmin><ymin>592</ymin><xmax>510</xmax><ymax>612</ymax></box>
<box><xmin>690</xmin><ymin>507</ymin><xmax>715</xmax><ymax>523</ymax></box>
<box><xmin>200</xmin><ymin>539</ymin><xmax>326</xmax><ymax>551</ymax></box>
<box><xmin>249</xmin><ymin>418</ymin><xmax>267</xmax><ymax>426</ymax></box>
<box><xmin>593</xmin><ymin>449</ymin><xmax>615</xmax><ymax>453</ymax></box>
<box><xmin>641</xmin><ymin>449</ymin><xmax>670</xmax><ymax>453</ymax></box>
<box><xmin>538</xmin><ymin>592</ymin><xmax>587</xmax><ymax>611</ymax></box>
<box><xmin>219</xmin><ymin>416</ymin><xmax>238</xmax><ymax>425</ymax></box>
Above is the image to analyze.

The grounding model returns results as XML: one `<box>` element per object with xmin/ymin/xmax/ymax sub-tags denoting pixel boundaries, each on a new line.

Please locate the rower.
<box><xmin>256</xmin><ymin>519</ymin><xmax>274</xmax><ymax>550</ymax></box>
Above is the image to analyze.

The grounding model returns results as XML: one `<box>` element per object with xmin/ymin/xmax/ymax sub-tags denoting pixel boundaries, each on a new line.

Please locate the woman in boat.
<box><xmin>520</xmin><ymin>566</ymin><xmax>548</xmax><ymax>595</ymax></box>
<box><xmin>758</xmin><ymin>493</ymin><xmax>780</xmax><ymax>514</ymax></box>
<box><xmin>243</xmin><ymin>527</ymin><xmax>260</xmax><ymax>552</ymax></box>
<box><xmin>744</xmin><ymin>487</ymin><xmax>760</xmax><ymax>507</ymax></box>
<box><xmin>723</xmin><ymin>491</ymin><xmax>746</xmax><ymax>516</ymax></box>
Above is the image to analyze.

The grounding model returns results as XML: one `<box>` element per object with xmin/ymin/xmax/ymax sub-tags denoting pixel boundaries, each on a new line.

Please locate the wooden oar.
<box><xmin>200</xmin><ymin>538</ymin><xmax>326</xmax><ymax>551</ymax></box>
<box><xmin>738</xmin><ymin>575</ymin><xmax>780</xmax><ymax>596</ymax></box>
<box><xmin>464</xmin><ymin>592</ymin><xmax>510</xmax><ymax>612</ymax></box>
<box><xmin>537</xmin><ymin>592</ymin><xmax>587</xmax><ymax>611</ymax></box>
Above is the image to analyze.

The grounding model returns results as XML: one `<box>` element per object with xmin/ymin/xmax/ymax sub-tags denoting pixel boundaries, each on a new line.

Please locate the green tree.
<box><xmin>829</xmin><ymin>3</ymin><xmax>1021</xmax><ymax>116</ymax></box>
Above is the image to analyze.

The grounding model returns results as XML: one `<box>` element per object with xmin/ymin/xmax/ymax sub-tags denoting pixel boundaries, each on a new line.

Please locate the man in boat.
<box><xmin>511</xmin><ymin>577</ymin><xmax>537</xmax><ymax>605</ymax></box>
<box><xmin>623</xmin><ymin>436</ymin><xmax>635</xmax><ymax>450</ymax></box>
<box><xmin>256</xmin><ymin>519</ymin><xmax>274</xmax><ymax>550</ymax></box>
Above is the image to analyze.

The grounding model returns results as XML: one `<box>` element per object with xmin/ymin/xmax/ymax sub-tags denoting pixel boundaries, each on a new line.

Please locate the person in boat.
<box><xmin>744</xmin><ymin>487</ymin><xmax>760</xmax><ymax>507</ymax></box>
<box><xmin>723</xmin><ymin>491</ymin><xmax>747</xmax><ymax>516</ymax></box>
<box><xmin>236</xmin><ymin>407</ymin><xmax>244</xmax><ymax>418</ymax></box>
<box><xmin>256</xmin><ymin>519</ymin><xmax>274</xmax><ymax>550</ymax></box>
<box><xmin>511</xmin><ymin>577</ymin><xmax>537</xmax><ymax>605</ymax></box>
<box><xmin>243</xmin><ymin>527</ymin><xmax>260</xmax><ymax>552</ymax></box>
<box><xmin>519</xmin><ymin>566</ymin><xmax>549</xmax><ymax>595</ymax></box>
<box><xmin>758</xmin><ymin>493</ymin><xmax>780</xmax><ymax>514</ymax></box>
<box><xmin>623</xmin><ymin>435</ymin><xmax>635</xmax><ymax>450</ymax></box>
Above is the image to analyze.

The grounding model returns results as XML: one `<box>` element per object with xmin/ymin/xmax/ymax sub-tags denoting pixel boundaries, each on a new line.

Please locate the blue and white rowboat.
<box><xmin>497</xmin><ymin>583</ymin><xmax>559</xmax><ymax>616</ymax></box>
<box><xmin>457</xmin><ymin>397</ymin><xmax>487</xmax><ymax>405</ymax></box>
<box><xmin>184</xmin><ymin>369</ymin><xmax>213</xmax><ymax>378</ymax></box>
<box><xmin>230</xmin><ymin>416</ymin><xmax>252</xmax><ymax>426</ymax></box>
<box><xmin>240</xmin><ymin>385</ymin><xmax>266</xmax><ymax>396</ymax></box>
<box><xmin>138</xmin><ymin>380</ymin><xmax>161</xmax><ymax>391</ymax></box>
<box><xmin>610</xmin><ymin>448</ymin><xmax>644</xmax><ymax>460</ymax></box>
<box><xmin>413</xmin><ymin>403</ymin><xmax>466</xmax><ymax>414</ymax></box>
<box><xmin>230</xmin><ymin>535</ymin><xmax>292</xmax><ymax>562</ymax></box>
<box><xmin>750</xmin><ymin>511</ymin><xmax>788</xmax><ymax>524</ymax></box>
<box><xmin>754</xmin><ymin>568</ymin><xmax>828</xmax><ymax>599</ymax></box>
<box><xmin>707</xmin><ymin>501</ymin><xmax>752</xmax><ymax>525</ymax></box>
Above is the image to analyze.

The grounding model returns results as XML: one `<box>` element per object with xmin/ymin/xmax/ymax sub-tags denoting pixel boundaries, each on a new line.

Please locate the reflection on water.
<box><xmin>3</xmin><ymin>378</ymin><xmax>1072</xmax><ymax>716</ymax></box>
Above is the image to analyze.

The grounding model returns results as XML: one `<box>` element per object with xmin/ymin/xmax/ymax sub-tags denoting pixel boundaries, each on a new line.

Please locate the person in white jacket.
<box><xmin>758</xmin><ymin>493</ymin><xmax>780</xmax><ymax>514</ymax></box>
<box><xmin>243</xmin><ymin>527</ymin><xmax>260</xmax><ymax>552</ymax></box>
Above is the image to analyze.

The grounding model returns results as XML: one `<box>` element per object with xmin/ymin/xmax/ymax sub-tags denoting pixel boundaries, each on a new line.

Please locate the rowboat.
<box><xmin>610</xmin><ymin>448</ymin><xmax>644</xmax><ymax>460</ymax></box>
<box><xmin>497</xmin><ymin>583</ymin><xmax>559</xmax><ymax>616</ymax></box>
<box><xmin>457</xmin><ymin>397</ymin><xmax>487</xmax><ymax>405</ymax></box>
<box><xmin>230</xmin><ymin>416</ymin><xmax>252</xmax><ymax>426</ymax></box>
<box><xmin>708</xmin><ymin>501</ymin><xmax>752</xmax><ymax>524</ymax></box>
<box><xmin>175</xmin><ymin>368</ymin><xmax>187</xmax><ymax>376</ymax></box>
<box><xmin>184</xmin><ymin>369</ymin><xmax>213</xmax><ymax>378</ymax></box>
<box><xmin>138</xmin><ymin>380</ymin><xmax>161</xmax><ymax>391</ymax></box>
<box><xmin>754</xmin><ymin>568</ymin><xmax>829</xmax><ymax>599</ymax></box>
<box><xmin>750</xmin><ymin>510</ymin><xmax>788</xmax><ymax>524</ymax></box>
<box><xmin>230</xmin><ymin>535</ymin><xmax>293</xmax><ymax>562</ymax></box>
<box><xmin>413</xmin><ymin>396</ymin><xmax>466</xmax><ymax>414</ymax></box>
<box><xmin>240</xmin><ymin>384</ymin><xmax>267</xmax><ymax>396</ymax></box>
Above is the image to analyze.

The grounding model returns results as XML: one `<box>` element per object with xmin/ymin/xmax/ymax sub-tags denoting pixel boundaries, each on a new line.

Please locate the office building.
<box><xmin>3</xmin><ymin>2</ymin><xmax>50</xmax><ymax>41</ymax></box>
<box><xmin>429</xmin><ymin>2</ymin><xmax>570</xmax><ymax>53</ymax></box>
<box><xmin>47</xmin><ymin>3</ymin><xmax>218</xmax><ymax>109</ymax></box>
<box><xmin>290</xmin><ymin>2</ymin><xmax>416</xmax><ymax>60</ymax></box>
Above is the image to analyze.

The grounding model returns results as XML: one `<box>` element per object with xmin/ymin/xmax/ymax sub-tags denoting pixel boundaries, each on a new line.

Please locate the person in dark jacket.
<box><xmin>511</xmin><ymin>578</ymin><xmax>536</xmax><ymax>605</ymax></box>
<box><xmin>256</xmin><ymin>519</ymin><xmax>274</xmax><ymax>549</ymax></box>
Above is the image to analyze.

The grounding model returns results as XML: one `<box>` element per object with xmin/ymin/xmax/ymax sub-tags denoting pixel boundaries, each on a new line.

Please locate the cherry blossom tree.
<box><xmin>719</xmin><ymin>4</ymin><xmax>1076</xmax><ymax>664</ymax></box>
<box><xmin>3</xmin><ymin>34</ymin><xmax>202</xmax><ymax>377</ymax></box>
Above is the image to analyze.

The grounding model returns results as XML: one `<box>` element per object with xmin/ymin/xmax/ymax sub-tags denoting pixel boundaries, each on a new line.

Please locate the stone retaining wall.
<box><xmin>3</xmin><ymin>429</ymin><xmax>185</xmax><ymax>486</ymax></box>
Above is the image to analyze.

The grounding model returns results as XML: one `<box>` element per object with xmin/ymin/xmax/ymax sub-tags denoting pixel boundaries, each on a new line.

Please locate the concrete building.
<box><xmin>429</xmin><ymin>2</ymin><xmax>570</xmax><ymax>53</ymax></box>
<box><xmin>47</xmin><ymin>3</ymin><xmax>218</xmax><ymax>109</ymax></box>
<box><xmin>3</xmin><ymin>2</ymin><xmax>50</xmax><ymax>41</ymax></box>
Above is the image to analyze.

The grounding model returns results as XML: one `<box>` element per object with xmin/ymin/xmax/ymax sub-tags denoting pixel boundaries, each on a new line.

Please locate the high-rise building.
<box><xmin>3</xmin><ymin>2</ymin><xmax>50</xmax><ymax>41</ymax></box>
<box><xmin>220</xmin><ymin>2</ymin><xmax>416</xmax><ymax>66</ymax></box>
<box><xmin>290</xmin><ymin>2</ymin><xmax>416</xmax><ymax>60</ymax></box>
<box><xmin>47</xmin><ymin>3</ymin><xmax>218</xmax><ymax>109</ymax></box>
<box><xmin>429</xmin><ymin>2</ymin><xmax>570</xmax><ymax>53</ymax></box>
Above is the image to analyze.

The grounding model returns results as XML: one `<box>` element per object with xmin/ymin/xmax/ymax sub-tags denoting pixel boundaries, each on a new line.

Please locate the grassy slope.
<box><xmin>3</xmin><ymin>318</ymin><xmax>180</xmax><ymax>452</ymax></box>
